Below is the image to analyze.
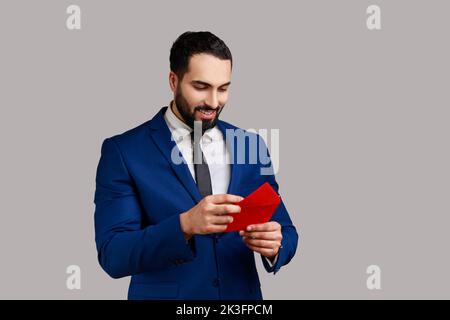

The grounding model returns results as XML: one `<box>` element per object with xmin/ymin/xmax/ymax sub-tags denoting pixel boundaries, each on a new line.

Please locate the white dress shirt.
<box><xmin>163</xmin><ymin>103</ymin><xmax>278</xmax><ymax>267</ymax></box>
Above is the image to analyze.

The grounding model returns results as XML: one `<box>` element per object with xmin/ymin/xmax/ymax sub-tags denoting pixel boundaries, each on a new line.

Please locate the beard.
<box><xmin>174</xmin><ymin>87</ymin><xmax>224</xmax><ymax>134</ymax></box>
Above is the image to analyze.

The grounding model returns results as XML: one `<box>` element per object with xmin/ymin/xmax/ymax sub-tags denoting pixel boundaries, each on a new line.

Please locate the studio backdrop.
<box><xmin>0</xmin><ymin>0</ymin><xmax>449</xmax><ymax>299</ymax></box>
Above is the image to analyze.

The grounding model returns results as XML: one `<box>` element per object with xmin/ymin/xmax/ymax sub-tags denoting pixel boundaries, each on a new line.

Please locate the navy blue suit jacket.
<box><xmin>94</xmin><ymin>107</ymin><xmax>298</xmax><ymax>299</ymax></box>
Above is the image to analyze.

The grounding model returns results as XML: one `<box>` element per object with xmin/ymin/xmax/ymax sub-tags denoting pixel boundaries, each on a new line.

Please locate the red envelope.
<box><xmin>225</xmin><ymin>182</ymin><xmax>281</xmax><ymax>232</ymax></box>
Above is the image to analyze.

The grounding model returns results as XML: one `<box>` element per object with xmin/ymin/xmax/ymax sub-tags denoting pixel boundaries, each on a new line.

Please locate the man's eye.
<box><xmin>194</xmin><ymin>86</ymin><xmax>207</xmax><ymax>90</ymax></box>
<box><xmin>219</xmin><ymin>88</ymin><xmax>228</xmax><ymax>92</ymax></box>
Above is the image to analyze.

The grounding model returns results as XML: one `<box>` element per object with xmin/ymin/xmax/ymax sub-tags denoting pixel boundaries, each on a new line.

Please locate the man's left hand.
<box><xmin>239</xmin><ymin>221</ymin><xmax>282</xmax><ymax>260</ymax></box>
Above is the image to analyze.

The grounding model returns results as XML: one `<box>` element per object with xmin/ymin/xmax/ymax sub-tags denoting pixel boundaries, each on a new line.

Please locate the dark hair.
<box><xmin>170</xmin><ymin>31</ymin><xmax>233</xmax><ymax>80</ymax></box>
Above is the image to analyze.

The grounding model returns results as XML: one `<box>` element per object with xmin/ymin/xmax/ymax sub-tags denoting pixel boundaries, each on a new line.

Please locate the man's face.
<box><xmin>172</xmin><ymin>53</ymin><xmax>232</xmax><ymax>132</ymax></box>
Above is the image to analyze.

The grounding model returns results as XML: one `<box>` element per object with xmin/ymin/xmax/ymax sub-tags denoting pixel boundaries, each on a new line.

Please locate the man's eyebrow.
<box><xmin>191</xmin><ymin>80</ymin><xmax>231</xmax><ymax>87</ymax></box>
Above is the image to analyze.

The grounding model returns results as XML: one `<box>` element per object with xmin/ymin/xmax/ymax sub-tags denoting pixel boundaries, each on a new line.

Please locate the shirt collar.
<box><xmin>164</xmin><ymin>101</ymin><xmax>192</xmax><ymax>143</ymax></box>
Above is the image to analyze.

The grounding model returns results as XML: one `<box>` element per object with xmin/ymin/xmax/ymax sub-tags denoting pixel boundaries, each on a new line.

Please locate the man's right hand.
<box><xmin>180</xmin><ymin>194</ymin><xmax>243</xmax><ymax>240</ymax></box>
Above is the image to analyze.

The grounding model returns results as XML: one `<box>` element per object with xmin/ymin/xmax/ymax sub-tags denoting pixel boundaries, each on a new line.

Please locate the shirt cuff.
<box><xmin>264</xmin><ymin>253</ymin><xmax>279</xmax><ymax>267</ymax></box>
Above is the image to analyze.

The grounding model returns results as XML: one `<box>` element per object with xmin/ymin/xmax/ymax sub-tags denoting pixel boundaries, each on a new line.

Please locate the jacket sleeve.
<box><xmin>94</xmin><ymin>137</ymin><xmax>196</xmax><ymax>279</ymax></box>
<box><xmin>255</xmin><ymin>134</ymin><xmax>299</xmax><ymax>274</ymax></box>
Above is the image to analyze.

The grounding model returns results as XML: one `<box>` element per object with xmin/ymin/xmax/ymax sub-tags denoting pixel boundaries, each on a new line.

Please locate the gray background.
<box><xmin>0</xmin><ymin>0</ymin><xmax>449</xmax><ymax>299</ymax></box>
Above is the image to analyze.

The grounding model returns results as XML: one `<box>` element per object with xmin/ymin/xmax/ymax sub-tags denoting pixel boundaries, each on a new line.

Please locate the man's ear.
<box><xmin>169</xmin><ymin>71</ymin><xmax>178</xmax><ymax>93</ymax></box>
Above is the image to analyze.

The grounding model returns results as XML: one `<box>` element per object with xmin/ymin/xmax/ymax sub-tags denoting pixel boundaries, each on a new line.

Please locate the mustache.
<box><xmin>194</xmin><ymin>106</ymin><xmax>220</xmax><ymax>112</ymax></box>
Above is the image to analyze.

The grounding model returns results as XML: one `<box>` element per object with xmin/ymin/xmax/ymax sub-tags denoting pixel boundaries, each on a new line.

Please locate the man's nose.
<box><xmin>205</xmin><ymin>92</ymin><xmax>220</xmax><ymax>109</ymax></box>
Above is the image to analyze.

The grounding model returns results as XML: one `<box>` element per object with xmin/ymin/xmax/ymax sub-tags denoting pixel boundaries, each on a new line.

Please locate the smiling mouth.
<box><xmin>196</xmin><ymin>109</ymin><xmax>216</xmax><ymax>120</ymax></box>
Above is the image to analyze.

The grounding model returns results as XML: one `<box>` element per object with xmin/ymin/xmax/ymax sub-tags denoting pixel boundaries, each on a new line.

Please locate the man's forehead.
<box><xmin>184</xmin><ymin>53</ymin><xmax>231</xmax><ymax>85</ymax></box>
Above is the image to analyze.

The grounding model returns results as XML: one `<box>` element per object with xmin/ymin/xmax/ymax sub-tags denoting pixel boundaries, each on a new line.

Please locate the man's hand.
<box><xmin>239</xmin><ymin>221</ymin><xmax>282</xmax><ymax>260</ymax></box>
<box><xmin>180</xmin><ymin>194</ymin><xmax>243</xmax><ymax>240</ymax></box>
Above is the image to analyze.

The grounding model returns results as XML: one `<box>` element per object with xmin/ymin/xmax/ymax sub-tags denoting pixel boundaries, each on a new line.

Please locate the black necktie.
<box><xmin>191</xmin><ymin>131</ymin><xmax>213</xmax><ymax>198</ymax></box>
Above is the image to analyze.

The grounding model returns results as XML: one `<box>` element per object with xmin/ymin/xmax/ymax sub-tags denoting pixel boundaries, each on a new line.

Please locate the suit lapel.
<box><xmin>216</xmin><ymin>121</ymin><xmax>242</xmax><ymax>238</ymax></box>
<box><xmin>217</xmin><ymin>120</ymin><xmax>241</xmax><ymax>197</ymax></box>
<box><xmin>148</xmin><ymin>107</ymin><xmax>202</xmax><ymax>204</ymax></box>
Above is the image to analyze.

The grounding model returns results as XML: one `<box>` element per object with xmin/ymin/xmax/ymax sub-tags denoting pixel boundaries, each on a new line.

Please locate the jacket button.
<box><xmin>212</xmin><ymin>278</ymin><xmax>220</xmax><ymax>287</ymax></box>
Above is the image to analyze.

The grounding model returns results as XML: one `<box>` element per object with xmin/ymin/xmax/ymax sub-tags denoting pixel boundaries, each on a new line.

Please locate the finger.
<box><xmin>243</xmin><ymin>238</ymin><xmax>280</xmax><ymax>249</ymax></box>
<box><xmin>208</xmin><ymin>194</ymin><xmax>244</xmax><ymax>204</ymax></box>
<box><xmin>204</xmin><ymin>224</ymin><xmax>229</xmax><ymax>234</ymax></box>
<box><xmin>213</xmin><ymin>204</ymin><xmax>241</xmax><ymax>215</ymax></box>
<box><xmin>211</xmin><ymin>215</ymin><xmax>234</xmax><ymax>225</ymax></box>
<box><xmin>245</xmin><ymin>243</ymin><xmax>277</xmax><ymax>257</ymax></box>
<box><xmin>241</xmin><ymin>231</ymin><xmax>281</xmax><ymax>241</ymax></box>
<box><xmin>246</xmin><ymin>221</ymin><xmax>280</xmax><ymax>232</ymax></box>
